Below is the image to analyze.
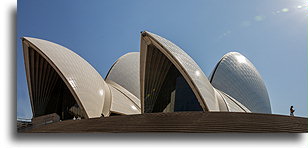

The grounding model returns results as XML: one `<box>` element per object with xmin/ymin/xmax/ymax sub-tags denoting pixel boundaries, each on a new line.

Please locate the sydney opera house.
<box><xmin>20</xmin><ymin>31</ymin><xmax>307</xmax><ymax>133</ymax></box>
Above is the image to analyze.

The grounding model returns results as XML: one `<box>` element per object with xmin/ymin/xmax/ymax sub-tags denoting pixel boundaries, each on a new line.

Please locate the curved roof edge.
<box><xmin>105</xmin><ymin>52</ymin><xmax>140</xmax><ymax>79</ymax></box>
<box><xmin>105</xmin><ymin>52</ymin><xmax>140</xmax><ymax>99</ymax></box>
<box><xmin>216</xmin><ymin>89</ymin><xmax>251</xmax><ymax>112</ymax></box>
<box><xmin>106</xmin><ymin>80</ymin><xmax>141</xmax><ymax>115</ymax></box>
<box><xmin>22</xmin><ymin>37</ymin><xmax>112</xmax><ymax>118</ymax></box>
<box><xmin>140</xmin><ymin>31</ymin><xmax>219</xmax><ymax>112</ymax></box>
<box><xmin>209</xmin><ymin>52</ymin><xmax>241</xmax><ymax>82</ymax></box>
<box><xmin>209</xmin><ymin>51</ymin><xmax>270</xmax><ymax>113</ymax></box>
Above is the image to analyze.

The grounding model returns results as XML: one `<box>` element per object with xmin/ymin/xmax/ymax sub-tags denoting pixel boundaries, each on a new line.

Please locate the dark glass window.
<box><xmin>174</xmin><ymin>76</ymin><xmax>203</xmax><ymax>111</ymax></box>
<box><xmin>144</xmin><ymin>45</ymin><xmax>202</xmax><ymax>113</ymax></box>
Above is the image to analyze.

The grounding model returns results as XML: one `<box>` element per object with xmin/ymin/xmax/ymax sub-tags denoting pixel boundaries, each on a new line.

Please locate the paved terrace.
<box><xmin>22</xmin><ymin>112</ymin><xmax>307</xmax><ymax>133</ymax></box>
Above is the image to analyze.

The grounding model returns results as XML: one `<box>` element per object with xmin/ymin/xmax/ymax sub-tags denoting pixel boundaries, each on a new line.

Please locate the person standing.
<box><xmin>290</xmin><ymin>106</ymin><xmax>295</xmax><ymax>116</ymax></box>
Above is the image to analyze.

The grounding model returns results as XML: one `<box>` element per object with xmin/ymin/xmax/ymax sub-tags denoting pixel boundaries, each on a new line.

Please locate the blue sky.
<box><xmin>17</xmin><ymin>0</ymin><xmax>307</xmax><ymax>119</ymax></box>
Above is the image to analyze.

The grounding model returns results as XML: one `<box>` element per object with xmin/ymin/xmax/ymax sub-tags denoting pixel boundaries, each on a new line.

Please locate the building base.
<box><xmin>22</xmin><ymin>112</ymin><xmax>307</xmax><ymax>133</ymax></box>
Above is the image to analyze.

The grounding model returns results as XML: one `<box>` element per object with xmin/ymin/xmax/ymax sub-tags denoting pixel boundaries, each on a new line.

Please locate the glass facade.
<box><xmin>143</xmin><ymin>44</ymin><xmax>202</xmax><ymax>113</ymax></box>
<box><xmin>142</xmin><ymin>31</ymin><xmax>218</xmax><ymax>112</ymax></box>
<box><xmin>174</xmin><ymin>76</ymin><xmax>203</xmax><ymax>112</ymax></box>
<box><xmin>148</xmin><ymin>64</ymin><xmax>202</xmax><ymax>113</ymax></box>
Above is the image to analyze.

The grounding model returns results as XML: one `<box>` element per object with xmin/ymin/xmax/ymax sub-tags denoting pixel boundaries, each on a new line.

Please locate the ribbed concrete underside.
<box><xmin>144</xmin><ymin>45</ymin><xmax>173</xmax><ymax>113</ymax></box>
<box><xmin>22</xmin><ymin>112</ymin><xmax>307</xmax><ymax>133</ymax></box>
<box><xmin>27</xmin><ymin>48</ymin><xmax>60</xmax><ymax>117</ymax></box>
